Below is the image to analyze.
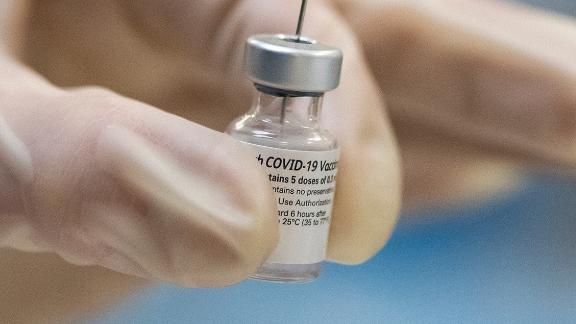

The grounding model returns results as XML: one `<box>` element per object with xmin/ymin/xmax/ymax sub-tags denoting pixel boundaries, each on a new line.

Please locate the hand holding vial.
<box><xmin>1</xmin><ymin>0</ymin><xmax>576</xmax><ymax>319</ymax></box>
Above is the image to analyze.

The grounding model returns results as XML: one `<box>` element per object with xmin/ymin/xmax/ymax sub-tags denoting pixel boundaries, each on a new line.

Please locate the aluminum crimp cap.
<box><xmin>244</xmin><ymin>34</ymin><xmax>343</xmax><ymax>93</ymax></box>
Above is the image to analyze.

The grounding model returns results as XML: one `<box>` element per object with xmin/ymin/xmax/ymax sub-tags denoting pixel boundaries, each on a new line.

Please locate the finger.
<box><xmin>125</xmin><ymin>0</ymin><xmax>402</xmax><ymax>264</ymax></box>
<box><xmin>1</xmin><ymin>88</ymin><xmax>277</xmax><ymax>287</ymax></box>
<box><xmin>397</xmin><ymin>117</ymin><xmax>525</xmax><ymax>209</ymax></box>
<box><xmin>21</xmin><ymin>0</ymin><xmax>402</xmax><ymax>264</ymax></box>
<box><xmin>226</xmin><ymin>1</ymin><xmax>402</xmax><ymax>264</ymax></box>
<box><xmin>339</xmin><ymin>0</ymin><xmax>576</xmax><ymax>168</ymax></box>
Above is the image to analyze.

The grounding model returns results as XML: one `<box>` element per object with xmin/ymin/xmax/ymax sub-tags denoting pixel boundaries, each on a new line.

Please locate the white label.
<box><xmin>241</xmin><ymin>143</ymin><xmax>339</xmax><ymax>264</ymax></box>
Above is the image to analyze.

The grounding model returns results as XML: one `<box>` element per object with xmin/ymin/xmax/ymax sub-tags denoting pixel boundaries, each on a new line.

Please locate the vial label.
<box><xmin>242</xmin><ymin>142</ymin><xmax>339</xmax><ymax>264</ymax></box>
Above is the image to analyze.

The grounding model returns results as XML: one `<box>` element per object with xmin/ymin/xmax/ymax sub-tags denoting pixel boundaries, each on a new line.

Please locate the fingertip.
<box><xmin>326</xmin><ymin>141</ymin><xmax>402</xmax><ymax>265</ymax></box>
<box><xmin>92</xmin><ymin>114</ymin><xmax>279</xmax><ymax>287</ymax></box>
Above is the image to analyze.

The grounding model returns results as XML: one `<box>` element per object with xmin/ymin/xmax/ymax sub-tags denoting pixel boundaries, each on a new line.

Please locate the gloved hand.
<box><xmin>337</xmin><ymin>0</ymin><xmax>576</xmax><ymax>207</ymax></box>
<box><xmin>1</xmin><ymin>0</ymin><xmax>402</xmax><ymax>293</ymax></box>
<box><xmin>4</xmin><ymin>0</ymin><xmax>576</xmax><ymax>319</ymax></box>
<box><xmin>0</xmin><ymin>64</ymin><xmax>280</xmax><ymax>287</ymax></box>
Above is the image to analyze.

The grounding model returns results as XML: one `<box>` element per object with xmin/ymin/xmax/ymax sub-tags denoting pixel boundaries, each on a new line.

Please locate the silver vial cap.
<box><xmin>244</xmin><ymin>34</ymin><xmax>343</xmax><ymax>93</ymax></box>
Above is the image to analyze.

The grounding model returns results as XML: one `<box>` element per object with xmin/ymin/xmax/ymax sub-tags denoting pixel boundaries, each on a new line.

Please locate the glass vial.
<box><xmin>227</xmin><ymin>34</ymin><xmax>343</xmax><ymax>283</ymax></box>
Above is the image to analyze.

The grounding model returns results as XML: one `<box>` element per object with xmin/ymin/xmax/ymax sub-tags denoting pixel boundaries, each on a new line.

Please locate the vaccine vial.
<box><xmin>227</xmin><ymin>34</ymin><xmax>343</xmax><ymax>283</ymax></box>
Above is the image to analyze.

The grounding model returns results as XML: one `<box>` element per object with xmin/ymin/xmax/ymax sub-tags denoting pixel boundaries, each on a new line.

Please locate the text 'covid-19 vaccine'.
<box><xmin>227</xmin><ymin>27</ymin><xmax>343</xmax><ymax>283</ymax></box>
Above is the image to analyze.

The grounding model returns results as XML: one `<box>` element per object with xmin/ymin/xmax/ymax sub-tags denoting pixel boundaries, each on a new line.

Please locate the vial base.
<box><xmin>251</xmin><ymin>262</ymin><xmax>322</xmax><ymax>283</ymax></box>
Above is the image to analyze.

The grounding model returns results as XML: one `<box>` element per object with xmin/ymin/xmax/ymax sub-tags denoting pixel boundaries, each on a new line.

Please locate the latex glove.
<box><xmin>336</xmin><ymin>0</ymin><xmax>576</xmax><ymax>207</ymax></box>
<box><xmin>1</xmin><ymin>0</ymin><xmax>401</xmax><ymax>291</ymax></box>
<box><xmin>24</xmin><ymin>0</ymin><xmax>576</xmax><ymax>213</ymax></box>
<box><xmin>0</xmin><ymin>63</ymin><xmax>279</xmax><ymax>287</ymax></box>
<box><xmin>6</xmin><ymin>0</ymin><xmax>576</xmax><ymax>321</ymax></box>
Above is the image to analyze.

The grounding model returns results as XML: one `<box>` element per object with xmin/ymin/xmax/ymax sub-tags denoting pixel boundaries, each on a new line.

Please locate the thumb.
<box><xmin>0</xmin><ymin>85</ymin><xmax>277</xmax><ymax>287</ymax></box>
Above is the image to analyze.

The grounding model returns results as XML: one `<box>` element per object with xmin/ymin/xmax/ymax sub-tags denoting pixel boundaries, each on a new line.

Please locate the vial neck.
<box><xmin>252</xmin><ymin>89</ymin><xmax>324</xmax><ymax>128</ymax></box>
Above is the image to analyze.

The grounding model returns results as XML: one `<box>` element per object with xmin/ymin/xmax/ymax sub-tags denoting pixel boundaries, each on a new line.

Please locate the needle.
<box><xmin>282</xmin><ymin>0</ymin><xmax>309</xmax><ymax>128</ymax></box>
<box><xmin>295</xmin><ymin>0</ymin><xmax>308</xmax><ymax>42</ymax></box>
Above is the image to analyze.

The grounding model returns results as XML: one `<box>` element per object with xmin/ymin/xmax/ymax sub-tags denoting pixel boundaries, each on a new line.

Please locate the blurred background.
<box><xmin>84</xmin><ymin>1</ymin><xmax>576</xmax><ymax>323</ymax></box>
